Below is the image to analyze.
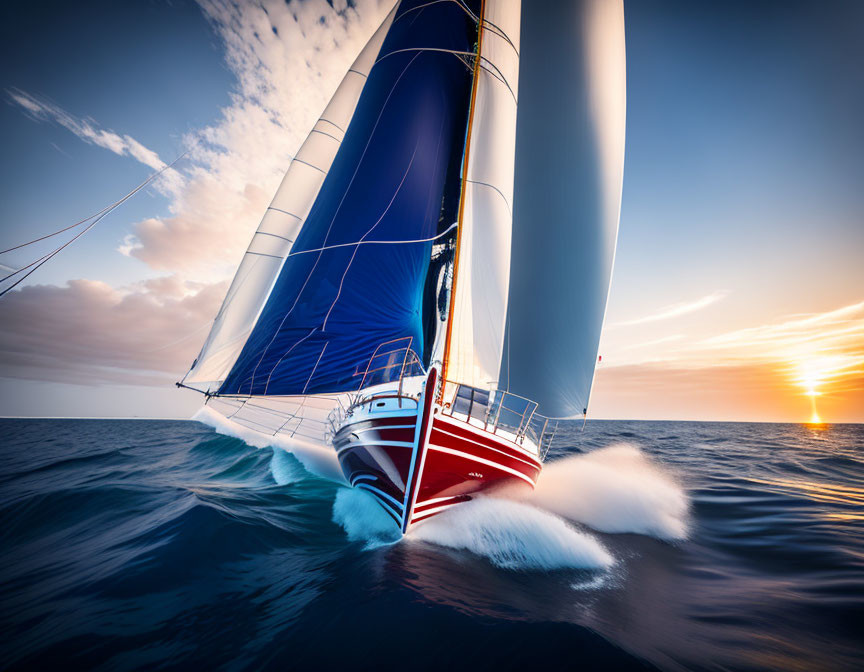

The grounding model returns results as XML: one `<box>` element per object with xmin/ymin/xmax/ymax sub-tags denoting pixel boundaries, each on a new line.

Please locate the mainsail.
<box><xmin>182</xmin><ymin>0</ymin><xmax>523</xmax><ymax>441</ymax></box>
<box><xmin>504</xmin><ymin>0</ymin><xmax>626</xmax><ymax>419</ymax></box>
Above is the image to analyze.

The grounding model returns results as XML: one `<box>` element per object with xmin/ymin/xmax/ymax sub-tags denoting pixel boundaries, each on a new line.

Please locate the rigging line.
<box><xmin>1</xmin><ymin>202</ymin><xmax>114</xmax><ymax>256</ymax></box>
<box><xmin>481</xmin><ymin>18</ymin><xmax>519</xmax><ymax>57</ymax></box>
<box><xmin>394</xmin><ymin>0</ymin><xmax>477</xmax><ymax>24</ymax></box>
<box><xmin>245</xmin><ymin>52</ymin><xmax>423</xmax><ymax>391</ymax></box>
<box><xmin>1</xmin><ymin>154</ymin><xmax>186</xmax><ymax>256</ymax></box>
<box><xmin>0</xmin><ymin>153</ymin><xmax>186</xmax><ymax>297</ymax></box>
<box><xmin>374</xmin><ymin>47</ymin><xmax>517</xmax><ymax>104</ymax></box>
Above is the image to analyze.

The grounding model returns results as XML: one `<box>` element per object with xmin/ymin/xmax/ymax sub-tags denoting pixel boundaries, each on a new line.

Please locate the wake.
<box><xmin>335</xmin><ymin>444</ymin><xmax>689</xmax><ymax>571</ymax></box>
<box><xmin>193</xmin><ymin>407</ymin><xmax>690</xmax><ymax>571</ymax></box>
<box><xmin>193</xmin><ymin>406</ymin><xmax>346</xmax><ymax>484</ymax></box>
<box><xmin>501</xmin><ymin>443</ymin><xmax>690</xmax><ymax>541</ymax></box>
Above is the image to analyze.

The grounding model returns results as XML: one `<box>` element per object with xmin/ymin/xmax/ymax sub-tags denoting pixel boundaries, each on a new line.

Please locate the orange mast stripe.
<box><xmin>440</xmin><ymin>0</ymin><xmax>486</xmax><ymax>399</ymax></box>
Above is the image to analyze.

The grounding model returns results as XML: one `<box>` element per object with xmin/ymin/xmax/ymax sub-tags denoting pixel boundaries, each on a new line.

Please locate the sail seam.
<box><xmin>310</xmin><ymin>128</ymin><xmax>342</xmax><ymax>143</ymax></box>
<box><xmin>466</xmin><ymin>179</ymin><xmax>512</xmax><ymax>216</ymax></box>
<box><xmin>302</xmin><ymin>342</ymin><xmax>329</xmax><ymax>394</ymax></box>
<box><xmin>292</xmin><ymin>158</ymin><xmax>327</xmax><ymax>174</ymax></box>
<box><xmin>322</xmin><ymin>143</ymin><xmax>420</xmax><ymax>330</ymax></box>
<box><xmin>262</xmin><ymin>327</ymin><xmax>317</xmax><ymax>395</ymax></box>
<box><xmin>318</xmin><ymin>118</ymin><xmax>345</xmax><ymax>134</ymax></box>
<box><xmin>255</xmin><ymin>231</ymin><xmax>294</xmax><ymax>243</ymax></box>
<box><xmin>266</xmin><ymin>207</ymin><xmax>301</xmax><ymax>219</ymax></box>
<box><xmin>284</xmin><ymin>222</ymin><xmax>458</xmax><ymax>258</ymax></box>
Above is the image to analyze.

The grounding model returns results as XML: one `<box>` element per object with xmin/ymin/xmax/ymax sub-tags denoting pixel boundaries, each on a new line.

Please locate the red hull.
<box><xmin>333</xmin><ymin>371</ymin><xmax>541</xmax><ymax>532</ymax></box>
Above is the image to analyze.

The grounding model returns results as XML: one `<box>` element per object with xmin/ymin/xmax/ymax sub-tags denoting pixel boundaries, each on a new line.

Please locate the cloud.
<box><xmin>594</xmin><ymin>299</ymin><xmax>864</xmax><ymax>420</ymax></box>
<box><xmin>6</xmin><ymin>88</ymin><xmax>184</xmax><ymax>196</ymax></box>
<box><xmin>2</xmin><ymin>0</ymin><xmax>391</xmax><ymax>391</ymax></box>
<box><xmin>614</xmin><ymin>290</ymin><xmax>728</xmax><ymax>327</ymax></box>
<box><xmin>0</xmin><ymin>277</ymin><xmax>227</xmax><ymax>386</ymax></box>
<box><xmin>118</xmin><ymin>0</ymin><xmax>391</xmax><ymax>280</ymax></box>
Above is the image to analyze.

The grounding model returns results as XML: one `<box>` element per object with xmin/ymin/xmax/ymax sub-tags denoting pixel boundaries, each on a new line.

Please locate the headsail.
<box><xmin>504</xmin><ymin>0</ymin><xmax>626</xmax><ymax>418</ymax></box>
<box><xmin>182</xmin><ymin>6</ymin><xmax>398</xmax><ymax>393</ymax></box>
<box><xmin>442</xmin><ymin>0</ymin><xmax>522</xmax><ymax>392</ymax></box>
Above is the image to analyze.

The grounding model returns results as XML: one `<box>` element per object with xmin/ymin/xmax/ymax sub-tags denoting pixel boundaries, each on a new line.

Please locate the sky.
<box><xmin>0</xmin><ymin>0</ymin><xmax>862</xmax><ymax>423</ymax></box>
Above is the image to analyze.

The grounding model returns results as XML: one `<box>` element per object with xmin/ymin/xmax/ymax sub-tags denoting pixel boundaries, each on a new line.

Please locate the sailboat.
<box><xmin>179</xmin><ymin>0</ymin><xmax>625</xmax><ymax>534</ymax></box>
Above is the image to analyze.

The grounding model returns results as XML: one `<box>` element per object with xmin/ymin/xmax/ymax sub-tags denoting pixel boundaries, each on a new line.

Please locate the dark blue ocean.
<box><xmin>1</xmin><ymin>418</ymin><xmax>862</xmax><ymax>671</ymax></box>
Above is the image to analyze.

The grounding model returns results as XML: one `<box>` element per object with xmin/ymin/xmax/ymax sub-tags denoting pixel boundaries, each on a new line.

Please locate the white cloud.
<box><xmin>0</xmin><ymin>277</ymin><xmax>227</xmax><ymax>385</ymax></box>
<box><xmin>119</xmin><ymin>0</ymin><xmax>392</xmax><ymax>280</ymax></box>
<box><xmin>6</xmin><ymin>88</ymin><xmax>184</xmax><ymax>196</ymax></box>
<box><xmin>2</xmin><ymin>0</ymin><xmax>393</xmax><ymax>389</ymax></box>
<box><xmin>603</xmin><ymin>299</ymin><xmax>864</xmax><ymax>393</ymax></box>
<box><xmin>614</xmin><ymin>290</ymin><xmax>728</xmax><ymax>327</ymax></box>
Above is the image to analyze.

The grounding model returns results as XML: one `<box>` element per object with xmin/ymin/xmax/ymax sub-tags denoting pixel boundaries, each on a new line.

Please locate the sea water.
<box><xmin>0</xmin><ymin>418</ymin><xmax>861</xmax><ymax>670</ymax></box>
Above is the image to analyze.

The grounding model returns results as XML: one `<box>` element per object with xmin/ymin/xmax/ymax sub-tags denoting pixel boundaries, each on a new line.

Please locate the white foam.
<box><xmin>269</xmin><ymin>446</ymin><xmax>301</xmax><ymax>485</ymax></box>
<box><xmin>501</xmin><ymin>443</ymin><xmax>690</xmax><ymax>541</ymax></box>
<box><xmin>193</xmin><ymin>405</ymin><xmax>346</xmax><ymax>484</ymax></box>
<box><xmin>332</xmin><ymin>487</ymin><xmax>401</xmax><ymax>548</ymax></box>
<box><xmin>409</xmin><ymin>498</ymin><xmax>615</xmax><ymax>570</ymax></box>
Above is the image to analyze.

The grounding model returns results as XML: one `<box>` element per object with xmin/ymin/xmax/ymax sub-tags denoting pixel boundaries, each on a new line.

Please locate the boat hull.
<box><xmin>333</xmin><ymin>370</ymin><xmax>542</xmax><ymax>532</ymax></box>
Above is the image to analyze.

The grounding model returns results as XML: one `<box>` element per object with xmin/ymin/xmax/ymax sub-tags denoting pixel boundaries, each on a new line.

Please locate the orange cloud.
<box><xmin>594</xmin><ymin>300</ymin><xmax>864</xmax><ymax>422</ymax></box>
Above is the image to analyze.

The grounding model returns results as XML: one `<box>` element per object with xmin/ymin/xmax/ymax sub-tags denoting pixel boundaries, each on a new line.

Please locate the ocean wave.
<box><xmin>192</xmin><ymin>406</ymin><xmax>345</xmax><ymax>484</ymax></box>
<box><xmin>500</xmin><ymin>443</ymin><xmax>690</xmax><ymax>541</ymax></box>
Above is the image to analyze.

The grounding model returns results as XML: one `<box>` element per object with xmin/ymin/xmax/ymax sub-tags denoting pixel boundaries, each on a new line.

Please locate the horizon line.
<box><xmin>1</xmin><ymin>415</ymin><xmax>860</xmax><ymax>425</ymax></box>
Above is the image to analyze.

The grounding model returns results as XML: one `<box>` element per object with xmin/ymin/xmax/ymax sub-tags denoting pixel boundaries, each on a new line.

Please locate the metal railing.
<box><xmin>326</xmin><ymin>338</ymin><xmax>425</xmax><ymax>439</ymax></box>
<box><xmin>354</xmin><ymin>337</ymin><xmax>424</xmax><ymax>395</ymax></box>
<box><xmin>439</xmin><ymin>380</ymin><xmax>557</xmax><ymax>460</ymax></box>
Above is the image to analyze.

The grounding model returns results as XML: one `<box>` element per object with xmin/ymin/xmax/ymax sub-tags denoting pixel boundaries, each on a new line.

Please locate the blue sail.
<box><xmin>220</xmin><ymin>0</ymin><xmax>478</xmax><ymax>397</ymax></box>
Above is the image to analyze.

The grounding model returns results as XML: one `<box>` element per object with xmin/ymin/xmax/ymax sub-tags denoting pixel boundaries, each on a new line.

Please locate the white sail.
<box><xmin>443</xmin><ymin>0</ymin><xmax>521</xmax><ymax>391</ymax></box>
<box><xmin>505</xmin><ymin>0</ymin><xmax>626</xmax><ymax>418</ymax></box>
<box><xmin>183</xmin><ymin>5</ymin><xmax>398</xmax><ymax>392</ymax></box>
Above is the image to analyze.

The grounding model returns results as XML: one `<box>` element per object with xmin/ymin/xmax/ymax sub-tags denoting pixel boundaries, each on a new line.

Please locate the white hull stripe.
<box><xmin>410</xmin><ymin>501</ymin><xmax>462</xmax><ymax>522</ymax></box>
<box><xmin>427</xmin><ymin>445</ymin><xmax>537</xmax><ymax>487</ymax></box>
<box><xmin>351</xmin><ymin>424</ymin><xmax>417</xmax><ymax>434</ymax></box>
<box><xmin>414</xmin><ymin>494</ymin><xmax>467</xmax><ymax>508</ymax></box>
<box><xmin>336</xmin><ymin>440</ymin><xmax>414</xmax><ymax>456</ymax></box>
<box><xmin>435</xmin><ymin>414</ymin><xmax>541</xmax><ymax>461</ymax></box>
<box><xmin>431</xmin><ymin>425</ymin><xmax>542</xmax><ymax>469</ymax></box>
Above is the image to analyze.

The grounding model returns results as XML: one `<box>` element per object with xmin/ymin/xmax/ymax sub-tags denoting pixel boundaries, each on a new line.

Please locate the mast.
<box><xmin>440</xmin><ymin>0</ymin><xmax>486</xmax><ymax>397</ymax></box>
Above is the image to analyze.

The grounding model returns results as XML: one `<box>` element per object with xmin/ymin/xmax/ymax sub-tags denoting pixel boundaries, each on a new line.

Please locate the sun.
<box><xmin>793</xmin><ymin>360</ymin><xmax>831</xmax><ymax>424</ymax></box>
